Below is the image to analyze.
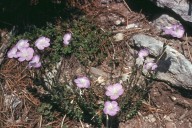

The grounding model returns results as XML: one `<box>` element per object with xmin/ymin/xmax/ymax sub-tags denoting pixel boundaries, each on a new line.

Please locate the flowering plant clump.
<box><xmin>105</xmin><ymin>83</ymin><xmax>124</xmax><ymax>100</ymax></box>
<box><xmin>136</xmin><ymin>48</ymin><xmax>150</xmax><ymax>66</ymax></box>
<box><xmin>136</xmin><ymin>48</ymin><xmax>158</xmax><ymax>72</ymax></box>
<box><xmin>7</xmin><ymin>37</ymin><xmax>50</xmax><ymax>68</ymax></box>
<box><xmin>35</xmin><ymin>36</ymin><xmax>50</xmax><ymax>50</ymax></box>
<box><xmin>163</xmin><ymin>24</ymin><xmax>185</xmax><ymax>38</ymax></box>
<box><xmin>103</xmin><ymin>101</ymin><xmax>120</xmax><ymax>116</ymax></box>
<box><xmin>7</xmin><ymin>39</ymin><xmax>30</xmax><ymax>59</ymax></box>
<box><xmin>7</xmin><ymin>19</ymin><xmax>118</xmax><ymax>127</ymax></box>
<box><xmin>7</xmin><ymin>18</ymin><xmax>154</xmax><ymax>127</ymax></box>
<box><xmin>74</xmin><ymin>76</ymin><xmax>90</xmax><ymax>88</ymax></box>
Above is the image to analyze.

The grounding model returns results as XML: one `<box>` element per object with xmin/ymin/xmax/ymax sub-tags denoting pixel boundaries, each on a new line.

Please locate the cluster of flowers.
<box><xmin>103</xmin><ymin>83</ymin><xmax>124</xmax><ymax>116</ymax></box>
<box><xmin>74</xmin><ymin>76</ymin><xmax>124</xmax><ymax>116</ymax></box>
<box><xmin>7</xmin><ymin>37</ymin><xmax>50</xmax><ymax>68</ymax></box>
<box><xmin>162</xmin><ymin>24</ymin><xmax>185</xmax><ymax>38</ymax></box>
<box><xmin>138</xmin><ymin>49</ymin><xmax>158</xmax><ymax>71</ymax></box>
<box><xmin>7</xmin><ymin>33</ymin><xmax>72</xmax><ymax>68</ymax></box>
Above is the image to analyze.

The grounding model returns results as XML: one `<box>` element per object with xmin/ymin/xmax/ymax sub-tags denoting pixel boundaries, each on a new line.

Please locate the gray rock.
<box><xmin>90</xmin><ymin>67</ymin><xmax>108</xmax><ymax>77</ymax></box>
<box><xmin>100</xmin><ymin>0</ymin><xmax>112</xmax><ymax>4</ymax></box>
<box><xmin>113</xmin><ymin>33</ymin><xmax>124</xmax><ymax>41</ymax></box>
<box><xmin>131</xmin><ymin>34</ymin><xmax>192</xmax><ymax>90</ymax></box>
<box><xmin>152</xmin><ymin>14</ymin><xmax>180</xmax><ymax>30</ymax></box>
<box><xmin>165</xmin><ymin>122</ymin><xmax>176</xmax><ymax>128</ymax></box>
<box><xmin>150</xmin><ymin>0</ymin><xmax>192</xmax><ymax>23</ymax></box>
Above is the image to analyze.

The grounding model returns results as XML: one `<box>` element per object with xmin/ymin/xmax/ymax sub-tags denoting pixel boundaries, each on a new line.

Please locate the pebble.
<box><xmin>165</xmin><ymin>122</ymin><xmax>176</xmax><ymax>128</ymax></box>
<box><xmin>113</xmin><ymin>33</ymin><xmax>124</xmax><ymax>41</ymax></box>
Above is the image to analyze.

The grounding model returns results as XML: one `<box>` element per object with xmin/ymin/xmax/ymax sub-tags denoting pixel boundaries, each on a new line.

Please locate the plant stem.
<box><xmin>106</xmin><ymin>115</ymin><xmax>109</xmax><ymax>128</ymax></box>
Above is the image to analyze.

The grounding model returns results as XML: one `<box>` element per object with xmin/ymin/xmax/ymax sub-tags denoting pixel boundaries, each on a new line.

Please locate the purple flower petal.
<box><xmin>163</xmin><ymin>24</ymin><xmax>185</xmax><ymax>38</ymax></box>
<box><xmin>105</xmin><ymin>83</ymin><xmax>124</xmax><ymax>100</ymax></box>
<box><xmin>16</xmin><ymin>39</ymin><xmax>29</xmax><ymax>50</ymax></box>
<box><xmin>35</xmin><ymin>36</ymin><xmax>50</xmax><ymax>50</ymax></box>
<box><xmin>17</xmin><ymin>47</ymin><xmax>34</xmax><ymax>62</ymax></box>
<box><xmin>103</xmin><ymin>101</ymin><xmax>120</xmax><ymax>116</ymax></box>
<box><xmin>7</xmin><ymin>46</ymin><xmax>18</xmax><ymax>58</ymax></box>
<box><xmin>28</xmin><ymin>55</ymin><xmax>41</xmax><ymax>68</ymax></box>
<box><xmin>74</xmin><ymin>76</ymin><xmax>90</xmax><ymax>88</ymax></box>
<box><xmin>144</xmin><ymin>62</ymin><xmax>158</xmax><ymax>71</ymax></box>
<box><xmin>151</xmin><ymin>64</ymin><xmax>158</xmax><ymax>71</ymax></box>
<box><xmin>63</xmin><ymin>33</ymin><xmax>72</xmax><ymax>45</ymax></box>
<box><xmin>138</xmin><ymin>49</ymin><xmax>149</xmax><ymax>59</ymax></box>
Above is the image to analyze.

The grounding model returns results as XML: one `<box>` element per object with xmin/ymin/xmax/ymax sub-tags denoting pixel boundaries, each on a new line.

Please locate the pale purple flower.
<box><xmin>35</xmin><ymin>36</ymin><xmax>50</xmax><ymax>50</ymax></box>
<box><xmin>28</xmin><ymin>55</ymin><xmax>41</xmax><ymax>68</ymax></box>
<box><xmin>163</xmin><ymin>24</ymin><xmax>185</xmax><ymax>38</ymax></box>
<box><xmin>17</xmin><ymin>47</ymin><xmax>34</xmax><ymax>62</ymax></box>
<box><xmin>74</xmin><ymin>76</ymin><xmax>90</xmax><ymax>88</ymax></box>
<box><xmin>103</xmin><ymin>101</ymin><xmax>120</xmax><ymax>116</ymax></box>
<box><xmin>16</xmin><ymin>39</ymin><xmax>29</xmax><ymax>50</ymax></box>
<box><xmin>63</xmin><ymin>33</ymin><xmax>72</xmax><ymax>45</ymax></box>
<box><xmin>138</xmin><ymin>49</ymin><xmax>149</xmax><ymax>59</ymax></box>
<box><xmin>105</xmin><ymin>83</ymin><xmax>124</xmax><ymax>100</ymax></box>
<box><xmin>7</xmin><ymin>46</ymin><xmax>18</xmax><ymax>58</ymax></box>
<box><xmin>144</xmin><ymin>62</ymin><xmax>158</xmax><ymax>71</ymax></box>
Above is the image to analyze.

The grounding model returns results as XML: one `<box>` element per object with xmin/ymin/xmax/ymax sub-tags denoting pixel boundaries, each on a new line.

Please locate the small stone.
<box><xmin>84</xmin><ymin>123</ymin><xmax>90</xmax><ymax>128</ymax></box>
<box><xmin>164</xmin><ymin>115</ymin><xmax>172</xmax><ymax>122</ymax></box>
<box><xmin>121</xmin><ymin>73</ymin><xmax>129</xmax><ymax>81</ymax></box>
<box><xmin>101</xmin><ymin>0</ymin><xmax>112</xmax><ymax>4</ymax></box>
<box><xmin>126</xmin><ymin>23</ymin><xmax>138</xmax><ymax>29</ymax></box>
<box><xmin>113</xmin><ymin>33</ymin><xmax>124</xmax><ymax>41</ymax></box>
<box><xmin>115</xmin><ymin>0</ymin><xmax>123</xmax><ymax>3</ymax></box>
<box><xmin>170</xmin><ymin>96</ymin><xmax>177</xmax><ymax>101</ymax></box>
<box><xmin>136</xmin><ymin>57</ymin><xmax>144</xmax><ymax>66</ymax></box>
<box><xmin>150</xmin><ymin>117</ymin><xmax>156</xmax><ymax>123</ymax></box>
<box><xmin>90</xmin><ymin>67</ymin><xmax>108</xmax><ymax>77</ymax></box>
<box><xmin>115</xmin><ymin>20</ymin><xmax>122</xmax><ymax>26</ymax></box>
<box><xmin>165</xmin><ymin>122</ymin><xmax>176</xmax><ymax>128</ymax></box>
<box><xmin>148</xmin><ymin>114</ymin><xmax>156</xmax><ymax>123</ymax></box>
<box><xmin>96</xmin><ymin>76</ymin><xmax>106</xmax><ymax>85</ymax></box>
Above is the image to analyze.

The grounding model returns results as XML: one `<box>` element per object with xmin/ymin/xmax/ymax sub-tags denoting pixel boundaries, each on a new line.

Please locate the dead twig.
<box><xmin>79</xmin><ymin>119</ymin><xmax>85</xmax><ymax>128</ymax></box>
<box><xmin>61</xmin><ymin>114</ymin><xmax>66</xmax><ymax>128</ymax></box>
<box><xmin>122</xmin><ymin>0</ymin><xmax>132</xmax><ymax>12</ymax></box>
<box><xmin>39</xmin><ymin>115</ymin><xmax>42</xmax><ymax>128</ymax></box>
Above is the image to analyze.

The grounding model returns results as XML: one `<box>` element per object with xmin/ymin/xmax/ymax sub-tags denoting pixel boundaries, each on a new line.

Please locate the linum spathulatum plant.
<box><xmin>37</xmin><ymin>48</ymin><xmax>159</xmax><ymax>127</ymax></box>
<box><xmin>7</xmin><ymin>16</ymin><xmax>110</xmax><ymax>126</ymax></box>
<box><xmin>7</xmin><ymin>16</ymin><xmax>160</xmax><ymax>127</ymax></box>
<box><xmin>8</xmin><ymin>16</ymin><xmax>109</xmax><ymax>67</ymax></box>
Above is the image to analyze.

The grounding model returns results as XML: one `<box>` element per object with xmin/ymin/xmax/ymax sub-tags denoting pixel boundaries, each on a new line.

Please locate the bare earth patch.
<box><xmin>120</xmin><ymin>82</ymin><xmax>192</xmax><ymax>128</ymax></box>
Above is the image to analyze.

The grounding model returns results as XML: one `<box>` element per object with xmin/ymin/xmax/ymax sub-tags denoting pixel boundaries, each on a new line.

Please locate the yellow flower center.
<box><xmin>108</xmin><ymin>104</ymin><xmax>113</xmax><ymax>110</ymax></box>
<box><xmin>112</xmin><ymin>88</ymin><xmax>118</xmax><ymax>95</ymax></box>
<box><xmin>80</xmin><ymin>79</ymin><xmax>86</xmax><ymax>84</ymax></box>
<box><xmin>23</xmin><ymin>52</ymin><xmax>28</xmax><ymax>57</ymax></box>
